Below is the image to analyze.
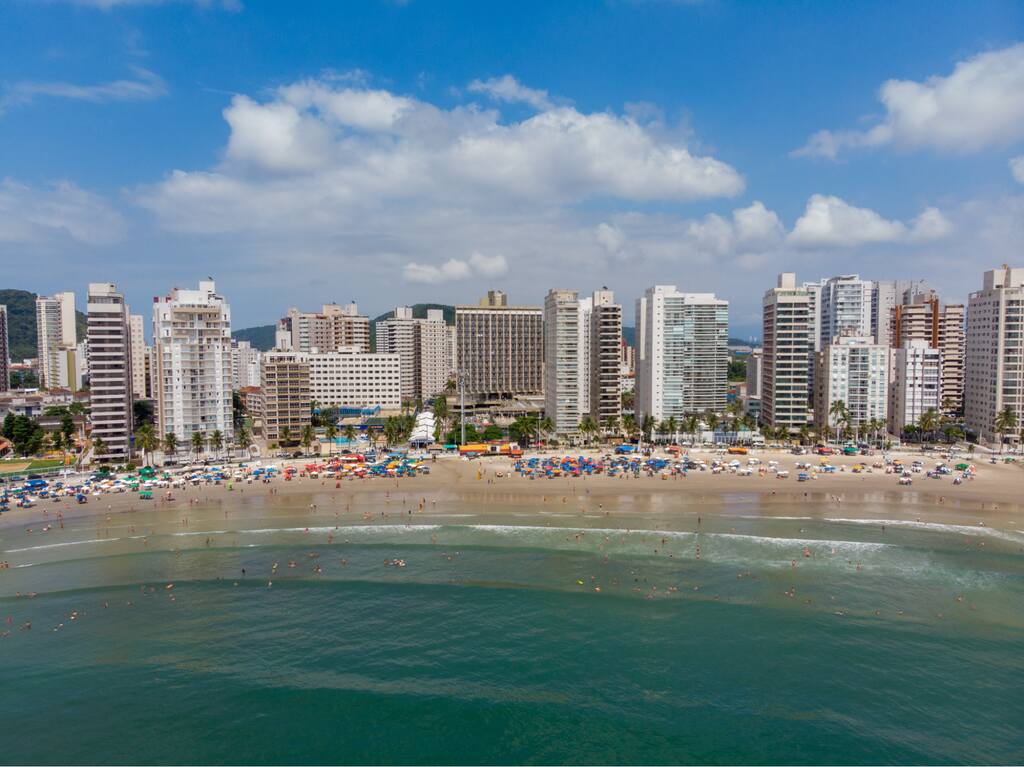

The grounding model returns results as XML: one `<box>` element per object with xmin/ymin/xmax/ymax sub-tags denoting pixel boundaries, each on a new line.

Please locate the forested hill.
<box><xmin>0</xmin><ymin>289</ymin><xmax>88</xmax><ymax>361</ymax></box>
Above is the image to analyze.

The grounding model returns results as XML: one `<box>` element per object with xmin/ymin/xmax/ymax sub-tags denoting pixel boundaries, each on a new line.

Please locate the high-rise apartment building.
<box><xmin>965</xmin><ymin>266</ymin><xmax>1024</xmax><ymax>445</ymax></box>
<box><xmin>278</xmin><ymin>303</ymin><xmax>370</xmax><ymax>353</ymax></box>
<box><xmin>86</xmin><ymin>284</ymin><xmax>133</xmax><ymax>461</ymax></box>
<box><xmin>819</xmin><ymin>275</ymin><xmax>872</xmax><ymax>348</ymax></box>
<box><xmin>36</xmin><ymin>292</ymin><xmax>77</xmax><ymax>390</ymax></box>
<box><xmin>814</xmin><ymin>335</ymin><xmax>889</xmax><ymax>435</ymax></box>
<box><xmin>231</xmin><ymin>340</ymin><xmax>262</xmax><ymax>390</ymax></box>
<box><xmin>260</xmin><ymin>350</ymin><xmax>311</xmax><ymax>444</ymax></box>
<box><xmin>761</xmin><ymin>273</ymin><xmax>811</xmax><ymax>432</ymax></box>
<box><xmin>377</xmin><ymin>307</ymin><xmax>452</xmax><ymax>402</ymax></box>
<box><xmin>543</xmin><ymin>289</ymin><xmax>581</xmax><ymax>435</ymax></box>
<box><xmin>455</xmin><ymin>292</ymin><xmax>543</xmax><ymax>397</ymax></box>
<box><xmin>888</xmin><ymin>340</ymin><xmax>941</xmax><ymax>435</ymax></box>
<box><xmin>635</xmin><ymin>286</ymin><xmax>729</xmax><ymax>422</ymax></box>
<box><xmin>589</xmin><ymin>290</ymin><xmax>622</xmax><ymax>427</ymax></box>
<box><xmin>746</xmin><ymin>349</ymin><xmax>762</xmax><ymax>400</ymax></box>
<box><xmin>153</xmin><ymin>280</ymin><xmax>234</xmax><ymax>444</ymax></box>
<box><xmin>128</xmin><ymin>314</ymin><xmax>148</xmax><ymax>400</ymax></box>
<box><xmin>0</xmin><ymin>305</ymin><xmax>9</xmax><ymax>393</ymax></box>
<box><xmin>871</xmin><ymin>279</ymin><xmax>932</xmax><ymax>347</ymax></box>
<box><xmin>308</xmin><ymin>349</ymin><xmax>402</xmax><ymax>409</ymax></box>
<box><xmin>891</xmin><ymin>292</ymin><xmax>965</xmax><ymax>415</ymax></box>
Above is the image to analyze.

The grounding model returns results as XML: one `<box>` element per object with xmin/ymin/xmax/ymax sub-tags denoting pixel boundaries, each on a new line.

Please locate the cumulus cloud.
<box><xmin>0</xmin><ymin>178</ymin><xmax>126</xmax><ymax>246</ymax></box>
<box><xmin>404</xmin><ymin>252</ymin><xmax>507</xmax><ymax>284</ymax></box>
<box><xmin>1</xmin><ymin>66</ymin><xmax>166</xmax><ymax>111</ymax></box>
<box><xmin>795</xmin><ymin>43</ymin><xmax>1024</xmax><ymax>158</ymax></box>
<box><xmin>1011</xmin><ymin>156</ymin><xmax>1024</xmax><ymax>184</ymax></box>
<box><xmin>137</xmin><ymin>76</ymin><xmax>744</xmax><ymax>235</ymax></box>
<box><xmin>467</xmin><ymin>75</ymin><xmax>554</xmax><ymax>110</ymax></box>
<box><xmin>789</xmin><ymin>194</ymin><xmax>950</xmax><ymax>247</ymax></box>
<box><xmin>595</xmin><ymin>222</ymin><xmax>626</xmax><ymax>253</ymax></box>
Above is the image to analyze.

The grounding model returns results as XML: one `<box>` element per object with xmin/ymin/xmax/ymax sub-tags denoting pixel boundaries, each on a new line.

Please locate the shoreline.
<box><xmin>2</xmin><ymin>448</ymin><xmax>1023</xmax><ymax>534</ymax></box>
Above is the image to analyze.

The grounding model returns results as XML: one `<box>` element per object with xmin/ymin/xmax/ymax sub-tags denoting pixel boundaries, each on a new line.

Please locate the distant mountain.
<box><xmin>0</xmin><ymin>289</ymin><xmax>88</xmax><ymax>361</ymax></box>
<box><xmin>370</xmin><ymin>304</ymin><xmax>454</xmax><ymax>351</ymax></box>
<box><xmin>232</xmin><ymin>324</ymin><xmax>276</xmax><ymax>351</ymax></box>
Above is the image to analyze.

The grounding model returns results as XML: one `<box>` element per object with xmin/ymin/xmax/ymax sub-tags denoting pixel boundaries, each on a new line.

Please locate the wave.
<box><xmin>3</xmin><ymin>538</ymin><xmax>120</xmax><ymax>554</ymax></box>
<box><xmin>826</xmin><ymin>518</ymin><xmax>1024</xmax><ymax>543</ymax></box>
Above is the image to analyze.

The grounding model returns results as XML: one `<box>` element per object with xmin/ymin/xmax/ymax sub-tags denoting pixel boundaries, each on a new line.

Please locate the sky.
<box><xmin>1</xmin><ymin>0</ymin><xmax>1023</xmax><ymax>338</ymax></box>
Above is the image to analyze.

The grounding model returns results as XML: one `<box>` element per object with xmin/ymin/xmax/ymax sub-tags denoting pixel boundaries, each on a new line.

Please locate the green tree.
<box><xmin>918</xmin><ymin>408</ymin><xmax>940</xmax><ymax>444</ymax></box>
<box><xmin>995</xmin><ymin>406</ymin><xmax>1018</xmax><ymax>453</ymax></box>
<box><xmin>279</xmin><ymin>425</ymin><xmax>292</xmax><ymax>449</ymax></box>
<box><xmin>301</xmin><ymin>423</ymin><xmax>315</xmax><ymax>455</ymax></box>
<box><xmin>163</xmin><ymin>432</ymin><xmax>179</xmax><ymax>460</ymax></box>
<box><xmin>482</xmin><ymin>424</ymin><xmax>504</xmax><ymax>441</ymax></box>
<box><xmin>324</xmin><ymin>423</ymin><xmax>337</xmax><ymax>456</ymax></box>
<box><xmin>191</xmin><ymin>431</ymin><xmax>205</xmax><ymax>460</ymax></box>
<box><xmin>210</xmin><ymin>429</ymin><xmax>224</xmax><ymax>458</ymax></box>
<box><xmin>92</xmin><ymin>436</ymin><xmax>107</xmax><ymax>462</ymax></box>
<box><xmin>829</xmin><ymin>400</ymin><xmax>849</xmax><ymax>443</ymax></box>
<box><xmin>134</xmin><ymin>423</ymin><xmax>158</xmax><ymax>467</ymax></box>
<box><xmin>234</xmin><ymin>427</ymin><xmax>252</xmax><ymax>457</ymax></box>
<box><xmin>343</xmin><ymin>425</ymin><xmax>357</xmax><ymax>445</ymax></box>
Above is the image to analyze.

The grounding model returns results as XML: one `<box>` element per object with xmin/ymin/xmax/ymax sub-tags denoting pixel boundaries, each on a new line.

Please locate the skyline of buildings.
<box><xmin>4</xmin><ymin>263</ymin><xmax>1024</xmax><ymax>456</ymax></box>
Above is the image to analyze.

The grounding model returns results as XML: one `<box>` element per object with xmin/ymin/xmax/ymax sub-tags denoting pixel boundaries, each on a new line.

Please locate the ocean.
<box><xmin>1</xmin><ymin>491</ymin><xmax>1022</xmax><ymax>765</ymax></box>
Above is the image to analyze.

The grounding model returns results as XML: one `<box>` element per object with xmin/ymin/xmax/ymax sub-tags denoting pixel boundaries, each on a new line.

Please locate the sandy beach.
<box><xmin>3</xmin><ymin>447</ymin><xmax>1023</xmax><ymax>535</ymax></box>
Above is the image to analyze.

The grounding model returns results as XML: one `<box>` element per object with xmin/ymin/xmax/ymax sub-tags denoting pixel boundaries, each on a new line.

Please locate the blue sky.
<box><xmin>2</xmin><ymin>0</ymin><xmax>1023</xmax><ymax>337</ymax></box>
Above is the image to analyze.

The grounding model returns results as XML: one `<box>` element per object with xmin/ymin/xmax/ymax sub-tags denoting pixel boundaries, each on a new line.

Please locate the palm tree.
<box><xmin>640</xmin><ymin>414</ymin><xmax>655</xmax><ymax>444</ymax></box>
<box><xmin>92</xmin><ymin>436</ymin><xmax>107</xmax><ymax>463</ymax></box>
<box><xmin>798</xmin><ymin>424</ymin><xmax>811</xmax><ymax>446</ymax></box>
<box><xmin>703</xmin><ymin>411</ymin><xmax>720</xmax><ymax>436</ymax></box>
<box><xmin>210</xmin><ymin>429</ymin><xmax>223</xmax><ymax>459</ymax></box>
<box><xmin>301</xmin><ymin>423</ymin><xmax>315</xmax><ymax>455</ymax></box>
<box><xmin>163</xmin><ymin>432</ymin><xmax>178</xmax><ymax>462</ymax></box>
<box><xmin>666</xmin><ymin>416</ymin><xmax>678</xmax><ymax>444</ymax></box>
<box><xmin>433</xmin><ymin>395</ymin><xmax>450</xmax><ymax>435</ymax></box>
<box><xmin>682</xmin><ymin>414</ymin><xmax>701</xmax><ymax>445</ymax></box>
<box><xmin>135</xmin><ymin>423</ymin><xmax>158</xmax><ymax>467</ymax></box>
<box><xmin>995</xmin><ymin>405</ymin><xmax>1018</xmax><ymax>453</ymax></box>
<box><xmin>918</xmin><ymin>408</ymin><xmax>940</xmax><ymax>445</ymax></box>
<box><xmin>579</xmin><ymin>416</ymin><xmax>598</xmax><ymax>446</ymax></box>
<box><xmin>324</xmin><ymin>423</ymin><xmax>337</xmax><ymax>456</ymax></box>
<box><xmin>279</xmin><ymin>426</ymin><xmax>292</xmax><ymax>451</ymax></box>
<box><xmin>829</xmin><ymin>400</ymin><xmax>849</xmax><ymax>444</ymax></box>
<box><xmin>622</xmin><ymin>414</ymin><xmax>638</xmax><ymax>442</ymax></box>
<box><xmin>234</xmin><ymin>427</ymin><xmax>252</xmax><ymax>457</ymax></box>
<box><xmin>602</xmin><ymin>416</ymin><xmax>618</xmax><ymax>444</ymax></box>
<box><xmin>539</xmin><ymin>416</ymin><xmax>555</xmax><ymax>444</ymax></box>
<box><xmin>343</xmin><ymin>424</ymin><xmax>357</xmax><ymax>446</ymax></box>
<box><xmin>191</xmin><ymin>431</ymin><xmax>205</xmax><ymax>461</ymax></box>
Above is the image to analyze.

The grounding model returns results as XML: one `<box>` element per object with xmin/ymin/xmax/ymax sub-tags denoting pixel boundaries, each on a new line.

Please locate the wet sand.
<box><xmin>2</xmin><ymin>448</ymin><xmax>1022</xmax><ymax>535</ymax></box>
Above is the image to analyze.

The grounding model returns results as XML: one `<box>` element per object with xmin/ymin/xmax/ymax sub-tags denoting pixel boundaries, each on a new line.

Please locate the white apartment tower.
<box><xmin>86</xmin><ymin>284</ymin><xmax>133</xmax><ymax>461</ymax></box>
<box><xmin>761</xmin><ymin>273</ymin><xmax>811</xmax><ymax>432</ymax></box>
<box><xmin>377</xmin><ymin>307</ymin><xmax>452</xmax><ymax>402</ymax></box>
<box><xmin>36</xmin><ymin>291</ymin><xmax>77</xmax><ymax>390</ymax></box>
<box><xmin>153</xmin><ymin>280</ymin><xmax>234</xmax><ymax>444</ymax></box>
<box><xmin>888</xmin><ymin>340</ymin><xmax>941</xmax><ymax>435</ymax></box>
<box><xmin>871</xmin><ymin>279</ymin><xmax>932</xmax><ymax>347</ymax></box>
<box><xmin>308</xmin><ymin>349</ymin><xmax>402</xmax><ymax>409</ymax></box>
<box><xmin>892</xmin><ymin>293</ymin><xmax>965</xmax><ymax>415</ymax></box>
<box><xmin>814</xmin><ymin>335</ymin><xmax>889</xmax><ymax>435</ymax></box>
<box><xmin>635</xmin><ymin>286</ymin><xmax>729</xmax><ymax>422</ymax></box>
<box><xmin>128</xmin><ymin>314</ymin><xmax>148</xmax><ymax>399</ymax></box>
<box><xmin>819</xmin><ymin>275</ymin><xmax>872</xmax><ymax>347</ymax></box>
<box><xmin>543</xmin><ymin>289</ymin><xmax>581</xmax><ymax>436</ymax></box>
<box><xmin>965</xmin><ymin>266</ymin><xmax>1024</xmax><ymax>445</ymax></box>
<box><xmin>231</xmin><ymin>340</ymin><xmax>262</xmax><ymax>389</ymax></box>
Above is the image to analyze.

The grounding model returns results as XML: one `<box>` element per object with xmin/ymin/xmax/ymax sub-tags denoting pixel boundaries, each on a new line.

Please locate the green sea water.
<box><xmin>1</xmin><ymin>491</ymin><xmax>1023</xmax><ymax>765</ymax></box>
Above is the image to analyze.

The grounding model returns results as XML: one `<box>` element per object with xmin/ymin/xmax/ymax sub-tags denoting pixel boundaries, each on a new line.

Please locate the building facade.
<box><xmin>153</xmin><ymin>280</ymin><xmax>234</xmax><ymax>444</ymax></box>
<box><xmin>0</xmin><ymin>305</ymin><xmax>9</xmax><ymax>393</ymax></box>
<box><xmin>589</xmin><ymin>290</ymin><xmax>622</xmax><ymax>427</ymax></box>
<box><xmin>308</xmin><ymin>349</ymin><xmax>402</xmax><ymax>409</ymax></box>
<box><xmin>231</xmin><ymin>340</ymin><xmax>262</xmax><ymax>390</ymax></box>
<box><xmin>965</xmin><ymin>266</ymin><xmax>1024</xmax><ymax>445</ymax></box>
<box><xmin>871</xmin><ymin>279</ymin><xmax>932</xmax><ymax>347</ymax></box>
<box><xmin>128</xmin><ymin>314</ymin><xmax>148</xmax><ymax>400</ymax></box>
<box><xmin>635</xmin><ymin>286</ymin><xmax>729</xmax><ymax>422</ymax></box>
<box><xmin>86</xmin><ymin>284</ymin><xmax>133</xmax><ymax>461</ymax></box>
<box><xmin>760</xmin><ymin>274</ymin><xmax>811</xmax><ymax>432</ymax></box>
<box><xmin>543</xmin><ymin>289</ymin><xmax>581</xmax><ymax>435</ymax></box>
<box><xmin>891</xmin><ymin>292</ymin><xmax>965</xmax><ymax>415</ymax></box>
<box><xmin>455</xmin><ymin>292</ymin><xmax>543</xmax><ymax>397</ymax></box>
<box><xmin>819</xmin><ymin>275</ymin><xmax>872</xmax><ymax>348</ymax></box>
<box><xmin>814</xmin><ymin>335</ymin><xmax>889</xmax><ymax>435</ymax></box>
<box><xmin>35</xmin><ymin>292</ymin><xmax>77</xmax><ymax>390</ymax></box>
<box><xmin>888</xmin><ymin>340</ymin><xmax>941</xmax><ymax>435</ymax></box>
<box><xmin>278</xmin><ymin>303</ymin><xmax>370</xmax><ymax>354</ymax></box>
<box><xmin>260</xmin><ymin>350</ymin><xmax>311</xmax><ymax>444</ymax></box>
<box><xmin>376</xmin><ymin>307</ymin><xmax>452</xmax><ymax>402</ymax></box>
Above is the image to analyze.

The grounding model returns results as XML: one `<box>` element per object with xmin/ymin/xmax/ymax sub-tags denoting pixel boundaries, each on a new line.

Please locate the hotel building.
<box><xmin>455</xmin><ymin>291</ymin><xmax>543</xmax><ymax>397</ymax></box>
<box><xmin>308</xmin><ymin>349</ymin><xmax>402</xmax><ymax>409</ymax></box>
<box><xmin>260</xmin><ymin>350</ymin><xmax>311</xmax><ymax>444</ymax></box>
<box><xmin>376</xmin><ymin>307</ymin><xmax>452</xmax><ymax>402</ymax></box>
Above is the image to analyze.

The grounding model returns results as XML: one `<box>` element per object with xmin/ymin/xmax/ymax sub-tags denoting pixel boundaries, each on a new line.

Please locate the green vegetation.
<box><xmin>232</xmin><ymin>324</ymin><xmax>276</xmax><ymax>351</ymax></box>
<box><xmin>728</xmin><ymin>357</ymin><xmax>747</xmax><ymax>382</ymax></box>
<box><xmin>0</xmin><ymin>288</ymin><xmax>88</xmax><ymax>361</ymax></box>
<box><xmin>1</xmin><ymin>412</ymin><xmax>45</xmax><ymax>456</ymax></box>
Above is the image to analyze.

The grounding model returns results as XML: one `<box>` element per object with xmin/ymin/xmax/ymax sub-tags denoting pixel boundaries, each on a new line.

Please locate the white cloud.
<box><xmin>595</xmin><ymin>222</ymin><xmax>626</xmax><ymax>253</ymax></box>
<box><xmin>1011</xmin><ymin>155</ymin><xmax>1024</xmax><ymax>184</ymax></box>
<box><xmin>1</xmin><ymin>66</ymin><xmax>166</xmax><ymax>111</ymax></box>
<box><xmin>0</xmin><ymin>178</ymin><xmax>126</xmax><ymax>246</ymax></box>
<box><xmin>796</xmin><ymin>43</ymin><xmax>1024</xmax><ymax>158</ymax></box>
<box><xmin>467</xmin><ymin>75</ymin><xmax>554</xmax><ymax>110</ymax></box>
<box><xmin>732</xmin><ymin>201</ymin><xmax>784</xmax><ymax>246</ymax></box>
<box><xmin>789</xmin><ymin>194</ymin><xmax>949</xmax><ymax>248</ymax></box>
<box><xmin>403</xmin><ymin>252</ymin><xmax>506</xmax><ymax>284</ymax></box>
